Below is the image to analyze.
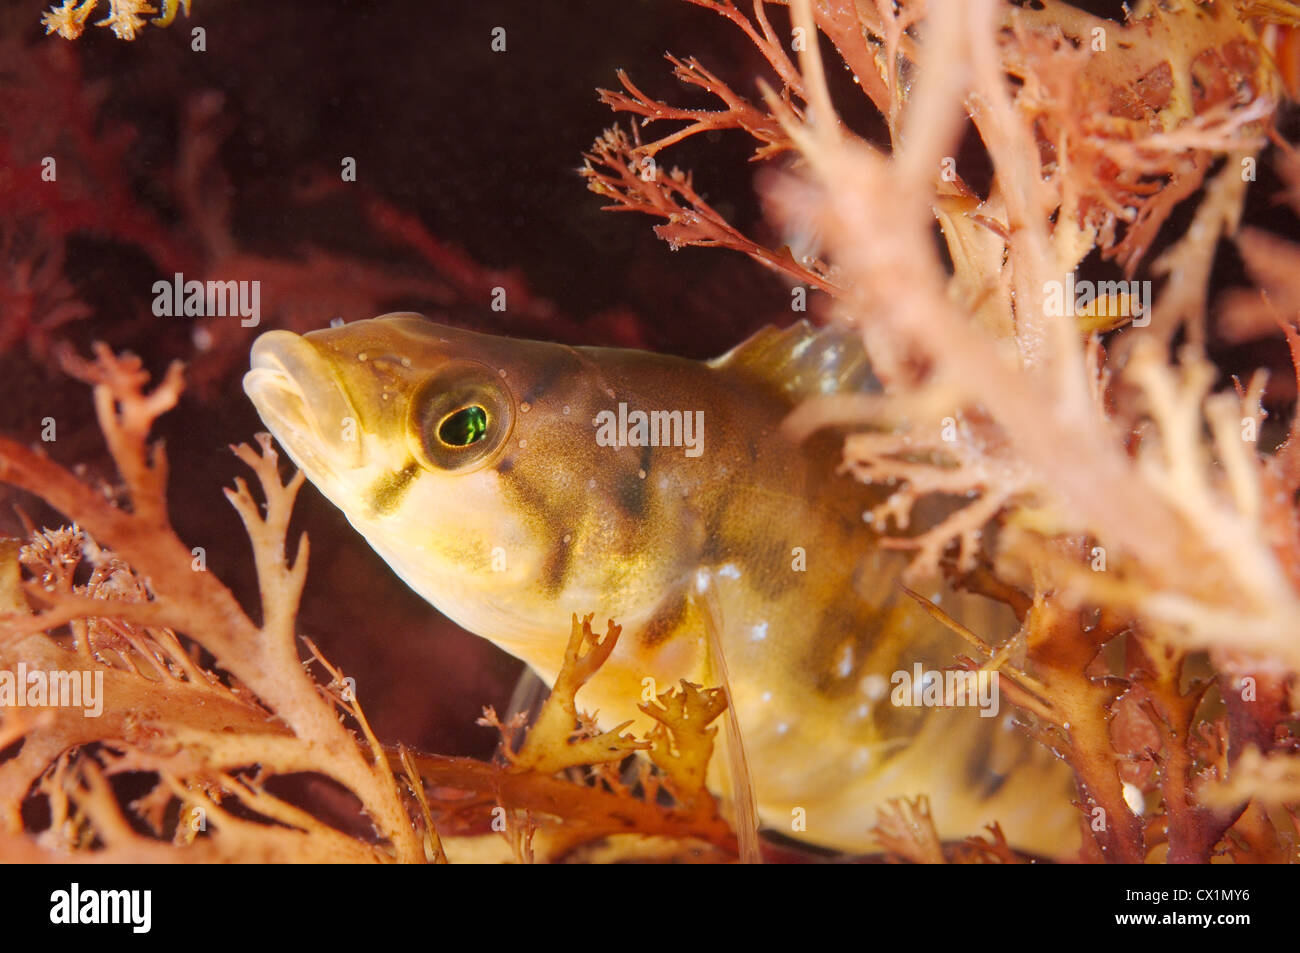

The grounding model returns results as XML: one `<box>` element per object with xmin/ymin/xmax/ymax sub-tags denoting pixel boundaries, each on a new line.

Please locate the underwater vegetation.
<box><xmin>0</xmin><ymin>0</ymin><xmax>1299</xmax><ymax>862</ymax></box>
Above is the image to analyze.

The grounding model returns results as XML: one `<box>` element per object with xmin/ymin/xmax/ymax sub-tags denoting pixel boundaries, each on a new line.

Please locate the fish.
<box><xmin>243</xmin><ymin>312</ymin><xmax>1079</xmax><ymax>856</ymax></box>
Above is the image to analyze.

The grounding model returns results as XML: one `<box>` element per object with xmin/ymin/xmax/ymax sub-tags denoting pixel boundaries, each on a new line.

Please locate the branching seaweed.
<box><xmin>584</xmin><ymin>0</ymin><xmax>1300</xmax><ymax>862</ymax></box>
<box><xmin>0</xmin><ymin>352</ymin><xmax>740</xmax><ymax>862</ymax></box>
<box><xmin>41</xmin><ymin>1</ymin><xmax>192</xmax><ymax>41</ymax></box>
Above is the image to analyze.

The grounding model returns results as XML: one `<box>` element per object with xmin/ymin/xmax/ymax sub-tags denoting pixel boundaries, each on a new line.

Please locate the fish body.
<box><xmin>244</xmin><ymin>313</ymin><xmax>1078</xmax><ymax>855</ymax></box>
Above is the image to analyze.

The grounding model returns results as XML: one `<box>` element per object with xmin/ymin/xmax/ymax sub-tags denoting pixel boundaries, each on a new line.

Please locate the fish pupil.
<box><xmin>438</xmin><ymin>405</ymin><xmax>488</xmax><ymax>446</ymax></box>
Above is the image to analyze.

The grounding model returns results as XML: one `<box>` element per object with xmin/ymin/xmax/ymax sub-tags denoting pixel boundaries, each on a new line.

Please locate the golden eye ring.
<box><xmin>407</xmin><ymin>361</ymin><xmax>514</xmax><ymax>472</ymax></box>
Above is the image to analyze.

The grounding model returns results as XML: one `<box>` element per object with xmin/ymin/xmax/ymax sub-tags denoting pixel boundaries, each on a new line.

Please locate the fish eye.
<box><xmin>408</xmin><ymin>362</ymin><xmax>513</xmax><ymax>472</ymax></box>
<box><xmin>438</xmin><ymin>405</ymin><xmax>488</xmax><ymax>446</ymax></box>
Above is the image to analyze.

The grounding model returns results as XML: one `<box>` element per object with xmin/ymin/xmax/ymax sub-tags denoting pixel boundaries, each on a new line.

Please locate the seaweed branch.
<box><xmin>0</xmin><ymin>353</ymin><xmax>740</xmax><ymax>861</ymax></box>
<box><xmin>590</xmin><ymin>0</ymin><xmax>1300</xmax><ymax>861</ymax></box>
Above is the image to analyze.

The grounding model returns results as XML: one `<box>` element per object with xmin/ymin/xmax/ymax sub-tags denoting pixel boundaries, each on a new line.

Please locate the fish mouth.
<box><xmin>243</xmin><ymin>330</ymin><xmax>364</xmax><ymax>476</ymax></box>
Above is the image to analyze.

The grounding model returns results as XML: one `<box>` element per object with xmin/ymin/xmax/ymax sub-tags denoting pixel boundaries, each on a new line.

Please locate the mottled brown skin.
<box><xmin>245</xmin><ymin>313</ymin><xmax>1078</xmax><ymax>855</ymax></box>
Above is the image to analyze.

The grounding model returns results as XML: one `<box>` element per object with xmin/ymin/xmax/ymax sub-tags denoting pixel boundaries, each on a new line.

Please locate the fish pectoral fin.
<box><xmin>688</xmin><ymin>573</ymin><xmax>762</xmax><ymax>864</ymax></box>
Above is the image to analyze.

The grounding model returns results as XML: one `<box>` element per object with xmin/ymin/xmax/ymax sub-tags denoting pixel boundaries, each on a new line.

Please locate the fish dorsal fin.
<box><xmin>707</xmin><ymin>320</ymin><xmax>876</xmax><ymax>402</ymax></box>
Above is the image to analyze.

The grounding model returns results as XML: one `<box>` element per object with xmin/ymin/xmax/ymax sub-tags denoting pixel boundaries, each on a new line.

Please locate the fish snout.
<box><xmin>244</xmin><ymin>330</ymin><xmax>364</xmax><ymax>470</ymax></box>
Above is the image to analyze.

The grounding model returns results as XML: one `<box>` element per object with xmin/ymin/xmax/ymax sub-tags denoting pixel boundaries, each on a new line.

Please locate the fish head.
<box><xmin>243</xmin><ymin>313</ymin><xmax>603</xmax><ymax>648</ymax></box>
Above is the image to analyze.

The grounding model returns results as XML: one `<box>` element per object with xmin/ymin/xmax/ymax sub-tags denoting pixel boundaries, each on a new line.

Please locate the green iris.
<box><xmin>438</xmin><ymin>405</ymin><xmax>489</xmax><ymax>446</ymax></box>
